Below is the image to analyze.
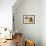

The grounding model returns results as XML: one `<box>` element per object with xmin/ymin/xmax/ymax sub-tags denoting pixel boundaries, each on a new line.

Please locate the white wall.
<box><xmin>0</xmin><ymin>0</ymin><xmax>16</xmax><ymax>29</ymax></box>
<box><xmin>41</xmin><ymin>0</ymin><xmax>46</xmax><ymax>46</ymax></box>
<box><xmin>13</xmin><ymin>0</ymin><xmax>41</xmax><ymax>46</ymax></box>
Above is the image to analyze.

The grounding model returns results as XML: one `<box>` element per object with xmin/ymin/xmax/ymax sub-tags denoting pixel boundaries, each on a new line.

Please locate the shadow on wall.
<box><xmin>10</xmin><ymin>43</ymin><xmax>16</xmax><ymax>46</ymax></box>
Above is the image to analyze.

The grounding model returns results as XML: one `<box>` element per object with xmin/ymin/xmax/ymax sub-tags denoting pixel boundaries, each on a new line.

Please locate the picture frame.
<box><xmin>23</xmin><ymin>15</ymin><xmax>35</xmax><ymax>24</ymax></box>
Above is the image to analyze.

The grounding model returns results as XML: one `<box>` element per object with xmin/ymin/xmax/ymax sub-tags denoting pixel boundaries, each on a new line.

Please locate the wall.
<box><xmin>41</xmin><ymin>0</ymin><xmax>46</xmax><ymax>46</ymax></box>
<box><xmin>0</xmin><ymin>0</ymin><xmax>16</xmax><ymax>29</ymax></box>
<box><xmin>13</xmin><ymin>0</ymin><xmax>41</xmax><ymax>46</ymax></box>
<box><xmin>0</xmin><ymin>0</ymin><xmax>16</xmax><ymax>39</ymax></box>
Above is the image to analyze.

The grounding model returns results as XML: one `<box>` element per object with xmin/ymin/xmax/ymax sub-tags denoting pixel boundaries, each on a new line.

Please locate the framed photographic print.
<box><xmin>23</xmin><ymin>15</ymin><xmax>35</xmax><ymax>24</ymax></box>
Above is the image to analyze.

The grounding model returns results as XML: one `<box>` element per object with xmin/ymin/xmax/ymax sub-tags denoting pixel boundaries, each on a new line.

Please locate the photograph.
<box><xmin>23</xmin><ymin>15</ymin><xmax>35</xmax><ymax>24</ymax></box>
